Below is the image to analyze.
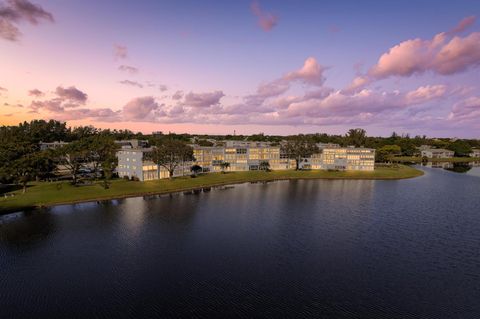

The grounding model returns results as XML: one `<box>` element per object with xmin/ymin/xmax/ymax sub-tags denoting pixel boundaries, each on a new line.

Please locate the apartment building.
<box><xmin>116</xmin><ymin>140</ymin><xmax>376</xmax><ymax>181</ymax></box>
<box><xmin>470</xmin><ymin>149</ymin><xmax>480</xmax><ymax>158</ymax></box>
<box><xmin>421</xmin><ymin>148</ymin><xmax>454</xmax><ymax>158</ymax></box>
<box><xmin>299</xmin><ymin>146</ymin><xmax>375</xmax><ymax>171</ymax></box>
<box><xmin>193</xmin><ymin>141</ymin><xmax>294</xmax><ymax>172</ymax></box>
<box><xmin>116</xmin><ymin>141</ymin><xmax>189</xmax><ymax>181</ymax></box>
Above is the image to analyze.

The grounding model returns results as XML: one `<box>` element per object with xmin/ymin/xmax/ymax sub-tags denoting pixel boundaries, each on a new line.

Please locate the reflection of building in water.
<box><xmin>423</xmin><ymin>162</ymin><xmax>453</xmax><ymax>169</ymax></box>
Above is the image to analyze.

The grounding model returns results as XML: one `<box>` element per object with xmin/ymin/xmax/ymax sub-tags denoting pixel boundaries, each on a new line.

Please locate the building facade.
<box><xmin>116</xmin><ymin>140</ymin><xmax>376</xmax><ymax>181</ymax></box>
<box><xmin>421</xmin><ymin>149</ymin><xmax>454</xmax><ymax>158</ymax></box>
<box><xmin>470</xmin><ymin>149</ymin><xmax>480</xmax><ymax>158</ymax></box>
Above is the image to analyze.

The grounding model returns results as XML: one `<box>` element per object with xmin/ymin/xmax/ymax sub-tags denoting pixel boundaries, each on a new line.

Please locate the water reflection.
<box><xmin>0</xmin><ymin>210</ymin><xmax>56</xmax><ymax>249</ymax></box>
<box><xmin>422</xmin><ymin>161</ymin><xmax>480</xmax><ymax>174</ymax></box>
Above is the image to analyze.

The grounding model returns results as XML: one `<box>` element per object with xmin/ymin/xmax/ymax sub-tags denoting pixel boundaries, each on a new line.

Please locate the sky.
<box><xmin>0</xmin><ymin>0</ymin><xmax>480</xmax><ymax>137</ymax></box>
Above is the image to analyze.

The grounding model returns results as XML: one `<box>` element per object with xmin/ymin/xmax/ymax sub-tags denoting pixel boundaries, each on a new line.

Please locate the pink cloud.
<box><xmin>184</xmin><ymin>90</ymin><xmax>224</xmax><ymax>107</ymax></box>
<box><xmin>448</xmin><ymin>96</ymin><xmax>480</xmax><ymax>123</ymax></box>
<box><xmin>119</xmin><ymin>80</ymin><xmax>143</xmax><ymax>88</ymax></box>
<box><xmin>122</xmin><ymin>96</ymin><xmax>159</xmax><ymax>121</ymax></box>
<box><xmin>118</xmin><ymin>65</ymin><xmax>138</xmax><ymax>74</ymax></box>
<box><xmin>251</xmin><ymin>1</ymin><xmax>278</xmax><ymax>32</ymax></box>
<box><xmin>348</xmin><ymin>17</ymin><xmax>480</xmax><ymax>91</ymax></box>
<box><xmin>28</xmin><ymin>88</ymin><xmax>43</xmax><ymax>97</ymax></box>
<box><xmin>0</xmin><ymin>0</ymin><xmax>54</xmax><ymax>41</ymax></box>
<box><xmin>55</xmin><ymin>86</ymin><xmax>88</xmax><ymax>104</ymax></box>
<box><xmin>284</xmin><ymin>57</ymin><xmax>326</xmax><ymax>86</ymax></box>
<box><xmin>451</xmin><ymin>15</ymin><xmax>476</xmax><ymax>34</ymax></box>
<box><xmin>113</xmin><ymin>44</ymin><xmax>128</xmax><ymax>60</ymax></box>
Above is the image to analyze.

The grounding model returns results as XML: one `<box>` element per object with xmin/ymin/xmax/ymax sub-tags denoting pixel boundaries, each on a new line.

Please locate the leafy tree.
<box><xmin>259</xmin><ymin>160</ymin><xmax>270</xmax><ymax>171</ymax></box>
<box><xmin>376</xmin><ymin>145</ymin><xmax>402</xmax><ymax>162</ymax></box>
<box><xmin>87</xmin><ymin>135</ymin><xmax>119</xmax><ymax>187</ymax></box>
<box><xmin>190</xmin><ymin>165</ymin><xmax>202</xmax><ymax>177</ymax></box>
<box><xmin>58</xmin><ymin>140</ymin><xmax>91</xmax><ymax>184</ymax></box>
<box><xmin>346</xmin><ymin>128</ymin><xmax>367</xmax><ymax>147</ymax></box>
<box><xmin>150</xmin><ymin>140</ymin><xmax>194</xmax><ymax>179</ymax></box>
<box><xmin>220</xmin><ymin>162</ymin><xmax>230</xmax><ymax>173</ymax></box>
<box><xmin>282</xmin><ymin>135</ymin><xmax>319</xmax><ymax>170</ymax></box>
<box><xmin>447</xmin><ymin>140</ymin><xmax>472</xmax><ymax>157</ymax></box>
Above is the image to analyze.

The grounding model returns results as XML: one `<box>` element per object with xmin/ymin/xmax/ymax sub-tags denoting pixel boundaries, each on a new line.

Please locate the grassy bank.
<box><xmin>391</xmin><ymin>156</ymin><xmax>480</xmax><ymax>163</ymax></box>
<box><xmin>0</xmin><ymin>165</ymin><xmax>423</xmax><ymax>214</ymax></box>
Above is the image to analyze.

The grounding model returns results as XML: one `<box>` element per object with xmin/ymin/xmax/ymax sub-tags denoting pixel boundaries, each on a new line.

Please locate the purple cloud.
<box><xmin>113</xmin><ymin>44</ymin><xmax>127</xmax><ymax>60</ymax></box>
<box><xmin>184</xmin><ymin>90</ymin><xmax>225</xmax><ymax>107</ymax></box>
<box><xmin>122</xmin><ymin>96</ymin><xmax>159</xmax><ymax>121</ymax></box>
<box><xmin>251</xmin><ymin>1</ymin><xmax>278</xmax><ymax>32</ymax></box>
<box><xmin>55</xmin><ymin>86</ymin><xmax>88</xmax><ymax>104</ymax></box>
<box><xmin>118</xmin><ymin>65</ymin><xmax>138</xmax><ymax>74</ymax></box>
<box><xmin>28</xmin><ymin>88</ymin><xmax>43</xmax><ymax>97</ymax></box>
<box><xmin>0</xmin><ymin>0</ymin><xmax>53</xmax><ymax>41</ymax></box>
<box><xmin>172</xmin><ymin>90</ymin><xmax>184</xmax><ymax>100</ymax></box>
<box><xmin>119</xmin><ymin>80</ymin><xmax>143</xmax><ymax>88</ymax></box>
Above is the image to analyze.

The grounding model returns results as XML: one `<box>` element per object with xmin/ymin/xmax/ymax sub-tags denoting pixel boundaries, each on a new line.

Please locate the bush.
<box><xmin>123</xmin><ymin>175</ymin><xmax>130</xmax><ymax>181</ymax></box>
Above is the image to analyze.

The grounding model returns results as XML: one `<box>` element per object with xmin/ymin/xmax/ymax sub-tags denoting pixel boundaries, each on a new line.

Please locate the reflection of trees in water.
<box><xmin>445</xmin><ymin>162</ymin><xmax>472</xmax><ymax>173</ymax></box>
<box><xmin>0</xmin><ymin>209</ymin><xmax>56</xmax><ymax>249</ymax></box>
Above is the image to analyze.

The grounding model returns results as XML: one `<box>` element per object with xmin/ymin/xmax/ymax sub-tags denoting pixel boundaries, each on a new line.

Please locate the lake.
<box><xmin>1</xmin><ymin>166</ymin><xmax>480</xmax><ymax>318</ymax></box>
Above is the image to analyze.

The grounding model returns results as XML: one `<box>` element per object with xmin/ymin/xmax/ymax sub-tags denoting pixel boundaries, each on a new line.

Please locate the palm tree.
<box><xmin>220</xmin><ymin>162</ymin><xmax>230</xmax><ymax>173</ymax></box>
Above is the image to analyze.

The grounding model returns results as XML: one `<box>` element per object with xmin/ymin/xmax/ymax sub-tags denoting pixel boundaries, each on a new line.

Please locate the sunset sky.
<box><xmin>1</xmin><ymin>0</ymin><xmax>480</xmax><ymax>137</ymax></box>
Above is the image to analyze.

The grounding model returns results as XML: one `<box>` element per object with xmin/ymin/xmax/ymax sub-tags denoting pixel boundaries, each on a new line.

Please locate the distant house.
<box><xmin>39</xmin><ymin>141</ymin><xmax>69</xmax><ymax>151</ymax></box>
<box><xmin>470</xmin><ymin>149</ymin><xmax>480</xmax><ymax>158</ymax></box>
<box><xmin>421</xmin><ymin>148</ymin><xmax>454</xmax><ymax>158</ymax></box>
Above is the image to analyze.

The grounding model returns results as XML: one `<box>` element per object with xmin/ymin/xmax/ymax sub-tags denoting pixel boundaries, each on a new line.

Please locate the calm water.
<box><xmin>1</xmin><ymin>167</ymin><xmax>480</xmax><ymax>318</ymax></box>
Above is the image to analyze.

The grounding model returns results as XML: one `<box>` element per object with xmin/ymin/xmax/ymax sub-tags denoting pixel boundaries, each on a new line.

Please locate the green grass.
<box><xmin>392</xmin><ymin>156</ymin><xmax>480</xmax><ymax>163</ymax></box>
<box><xmin>0</xmin><ymin>165</ymin><xmax>423</xmax><ymax>214</ymax></box>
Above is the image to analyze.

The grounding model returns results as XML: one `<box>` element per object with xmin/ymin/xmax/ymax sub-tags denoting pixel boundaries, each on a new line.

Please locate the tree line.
<box><xmin>1</xmin><ymin>120</ymin><xmax>479</xmax><ymax>192</ymax></box>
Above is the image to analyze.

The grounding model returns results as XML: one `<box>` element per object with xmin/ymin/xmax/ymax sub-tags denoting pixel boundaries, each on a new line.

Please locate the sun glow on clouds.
<box><xmin>1</xmin><ymin>2</ymin><xmax>480</xmax><ymax>137</ymax></box>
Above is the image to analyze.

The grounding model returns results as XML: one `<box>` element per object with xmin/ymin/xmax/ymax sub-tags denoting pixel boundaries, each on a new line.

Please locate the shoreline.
<box><xmin>0</xmin><ymin>165</ymin><xmax>424</xmax><ymax>216</ymax></box>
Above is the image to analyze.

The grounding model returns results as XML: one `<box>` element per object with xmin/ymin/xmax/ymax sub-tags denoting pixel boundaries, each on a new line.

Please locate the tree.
<box><xmin>150</xmin><ymin>140</ymin><xmax>194</xmax><ymax>179</ymax></box>
<box><xmin>259</xmin><ymin>161</ymin><xmax>270</xmax><ymax>171</ymax></box>
<box><xmin>220</xmin><ymin>162</ymin><xmax>230</xmax><ymax>173</ymax></box>
<box><xmin>87</xmin><ymin>135</ymin><xmax>119</xmax><ymax>188</ymax></box>
<box><xmin>282</xmin><ymin>135</ymin><xmax>319</xmax><ymax>170</ymax></box>
<box><xmin>376</xmin><ymin>145</ymin><xmax>401</xmax><ymax>162</ymax></box>
<box><xmin>346</xmin><ymin>128</ymin><xmax>367</xmax><ymax>147</ymax></box>
<box><xmin>447</xmin><ymin>140</ymin><xmax>472</xmax><ymax>157</ymax></box>
<box><xmin>58</xmin><ymin>140</ymin><xmax>91</xmax><ymax>184</ymax></box>
<box><xmin>190</xmin><ymin>165</ymin><xmax>202</xmax><ymax>177</ymax></box>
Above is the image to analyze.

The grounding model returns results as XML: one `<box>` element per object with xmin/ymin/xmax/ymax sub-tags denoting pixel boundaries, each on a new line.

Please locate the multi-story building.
<box><xmin>470</xmin><ymin>149</ymin><xmax>480</xmax><ymax>158</ymax></box>
<box><xmin>116</xmin><ymin>140</ymin><xmax>376</xmax><ymax>181</ymax></box>
<box><xmin>193</xmin><ymin>142</ymin><xmax>294</xmax><ymax>172</ymax></box>
<box><xmin>39</xmin><ymin>141</ymin><xmax>69</xmax><ymax>151</ymax></box>
<box><xmin>421</xmin><ymin>148</ymin><xmax>454</xmax><ymax>158</ymax></box>
<box><xmin>299</xmin><ymin>146</ymin><xmax>375</xmax><ymax>171</ymax></box>
<box><xmin>116</xmin><ymin>140</ymin><xmax>190</xmax><ymax>181</ymax></box>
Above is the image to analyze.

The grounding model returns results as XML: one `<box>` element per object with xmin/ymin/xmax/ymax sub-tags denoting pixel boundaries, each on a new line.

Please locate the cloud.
<box><xmin>0</xmin><ymin>86</ymin><xmax>6</xmax><ymax>96</ymax></box>
<box><xmin>251</xmin><ymin>1</ymin><xmax>278</xmax><ymax>32</ymax></box>
<box><xmin>118</xmin><ymin>65</ymin><xmax>138</xmax><ymax>74</ymax></box>
<box><xmin>184</xmin><ymin>90</ymin><xmax>225</xmax><ymax>107</ymax></box>
<box><xmin>0</xmin><ymin>0</ymin><xmax>54</xmax><ymax>41</ymax></box>
<box><xmin>348</xmin><ymin>17</ymin><xmax>480</xmax><ymax>91</ymax></box>
<box><xmin>451</xmin><ymin>15</ymin><xmax>476</xmax><ymax>34</ymax></box>
<box><xmin>159</xmin><ymin>84</ymin><xmax>168</xmax><ymax>92</ymax></box>
<box><xmin>448</xmin><ymin>96</ymin><xmax>480</xmax><ymax>124</ymax></box>
<box><xmin>119</xmin><ymin>80</ymin><xmax>143</xmax><ymax>88</ymax></box>
<box><xmin>284</xmin><ymin>57</ymin><xmax>326</xmax><ymax>86</ymax></box>
<box><xmin>113</xmin><ymin>44</ymin><xmax>127</xmax><ymax>60</ymax></box>
<box><xmin>122</xmin><ymin>96</ymin><xmax>160</xmax><ymax>121</ymax></box>
<box><xmin>172</xmin><ymin>90</ymin><xmax>184</xmax><ymax>100</ymax></box>
<box><xmin>55</xmin><ymin>86</ymin><xmax>88</xmax><ymax>104</ymax></box>
<box><xmin>28</xmin><ymin>88</ymin><xmax>43</xmax><ymax>97</ymax></box>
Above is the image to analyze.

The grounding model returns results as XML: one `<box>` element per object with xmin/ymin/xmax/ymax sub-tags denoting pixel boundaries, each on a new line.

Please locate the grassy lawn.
<box><xmin>0</xmin><ymin>165</ymin><xmax>423</xmax><ymax>214</ymax></box>
<box><xmin>392</xmin><ymin>156</ymin><xmax>480</xmax><ymax>163</ymax></box>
